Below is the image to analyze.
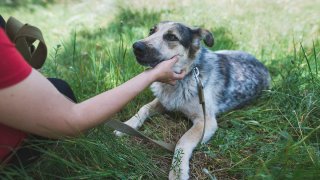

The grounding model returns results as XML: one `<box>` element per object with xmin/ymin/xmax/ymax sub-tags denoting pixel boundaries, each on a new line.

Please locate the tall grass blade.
<box><xmin>300</xmin><ymin>42</ymin><xmax>314</xmax><ymax>82</ymax></box>
<box><xmin>313</xmin><ymin>40</ymin><xmax>318</xmax><ymax>75</ymax></box>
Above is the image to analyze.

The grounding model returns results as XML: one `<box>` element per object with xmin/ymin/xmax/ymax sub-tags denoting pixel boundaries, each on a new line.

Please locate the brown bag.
<box><xmin>5</xmin><ymin>16</ymin><xmax>47</xmax><ymax>69</ymax></box>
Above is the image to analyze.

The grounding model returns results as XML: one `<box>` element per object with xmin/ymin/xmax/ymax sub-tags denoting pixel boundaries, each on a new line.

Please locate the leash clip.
<box><xmin>193</xmin><ymin>67</ymin><xmax>205</xmax><ymax>104</ymax></box>
<box><xmin>193</xmin><ymin>67</ymin><xmax>200</xmax><ymax>84</ymax></box>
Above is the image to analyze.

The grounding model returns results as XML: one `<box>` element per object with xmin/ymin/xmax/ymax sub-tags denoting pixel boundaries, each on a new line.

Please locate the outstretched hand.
<box><xmin>150</xmin><ymin>56</ymin><xmax>186</xmax><ymax>85</ymax></box>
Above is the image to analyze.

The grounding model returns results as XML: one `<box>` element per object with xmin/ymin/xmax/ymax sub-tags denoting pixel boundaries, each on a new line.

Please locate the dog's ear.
<box><xmin>192</xmin><ymin>28</ymin><xmax>214</xmax><ymax>47</ymax></box>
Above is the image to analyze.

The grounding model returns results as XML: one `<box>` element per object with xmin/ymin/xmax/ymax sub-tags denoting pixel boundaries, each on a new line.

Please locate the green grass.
<box><xmin>1</xmin><ymin>0</ymin><xmax>320</xmax><ymax>179</ymax></box>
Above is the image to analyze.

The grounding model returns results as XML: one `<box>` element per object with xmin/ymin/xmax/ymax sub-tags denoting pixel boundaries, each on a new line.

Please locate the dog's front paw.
<box><xmin>169</xmin><ymin>170</ymin><xmax>189</xmax><ymax>180</ymax></box>
<box><xmin>113</xmin><ymin>130</ymin><xmax>125</xmax><ymax>137</ymax></box>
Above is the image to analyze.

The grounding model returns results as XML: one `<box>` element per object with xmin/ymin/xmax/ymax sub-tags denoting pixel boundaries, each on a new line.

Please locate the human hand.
<box><xmin>149</xmin><ymin>56</ymin><xmax>186</xmax><ymax>85</ymax></box>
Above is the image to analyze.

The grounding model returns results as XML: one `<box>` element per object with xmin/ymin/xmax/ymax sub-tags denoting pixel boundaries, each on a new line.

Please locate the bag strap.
<box><xmin>106</xmin><ymin>119</ymin><xmax>175</xmax><ymax>152</ymax></box>
<box><xmin>5</xmin><ymin>17</ymin><xmax>47</xmax><ymax>69</ymax></box>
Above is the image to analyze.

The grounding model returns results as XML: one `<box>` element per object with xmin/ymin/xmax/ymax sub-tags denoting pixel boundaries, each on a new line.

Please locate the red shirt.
<box><xmin>0</xmin><ymin>29</ymin><xmax>32</xmax><ymax>162</ymax></box>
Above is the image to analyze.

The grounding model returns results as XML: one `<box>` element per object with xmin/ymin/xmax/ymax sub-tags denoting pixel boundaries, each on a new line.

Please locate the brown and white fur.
<box><xmin>115</xmin><ymin>21</ymin><xmax>270</xmax><ymax>179</ymax></box>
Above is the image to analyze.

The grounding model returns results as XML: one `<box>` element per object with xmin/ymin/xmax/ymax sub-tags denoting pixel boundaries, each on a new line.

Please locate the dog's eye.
<box><xmin>165</xmin><ymin>34</ymin><xmax>179</xmax><ymax>41</ymax></box>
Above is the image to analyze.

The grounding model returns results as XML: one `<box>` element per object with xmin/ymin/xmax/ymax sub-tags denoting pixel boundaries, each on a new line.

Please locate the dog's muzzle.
<box><xmin>132</xmin><ymin>41</ymin><xmax>147</xmax><ymax>59</ymax></box>
<box><xmin>132</xmin><ymin>41</ymin><xmax>162</xmax><ymax>67</ymax></box>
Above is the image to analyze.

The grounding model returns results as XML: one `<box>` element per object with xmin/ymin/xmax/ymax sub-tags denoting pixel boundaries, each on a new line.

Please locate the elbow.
<box><xmin>60</xmin><ymin>105</ymin><xmax>87</xmax><ymax>138</ymax></box>
<box><xmin>46</xmin><ymin>105</ymin><xmax>87</xmax><ymax>139</ymax></box>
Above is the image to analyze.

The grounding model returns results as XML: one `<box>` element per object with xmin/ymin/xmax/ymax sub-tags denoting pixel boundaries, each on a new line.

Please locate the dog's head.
<box><xmin>132</xmin><ymin>21</ymin><xmax>214</xmax><ymax>72</ymax></box>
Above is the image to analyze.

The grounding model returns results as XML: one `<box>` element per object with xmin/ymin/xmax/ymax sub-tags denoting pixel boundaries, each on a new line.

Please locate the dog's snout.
<box><xmin>133</xmin><ymin>41</ymin><xmax>147</xmax><ymax>58</ymax></box>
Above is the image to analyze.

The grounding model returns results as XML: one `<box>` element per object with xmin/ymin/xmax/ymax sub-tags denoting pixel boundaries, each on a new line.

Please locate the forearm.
<box><xmin>73</xmin><ymin>70</ymin><xmax>157</xmax><ymax>131</ymax></box>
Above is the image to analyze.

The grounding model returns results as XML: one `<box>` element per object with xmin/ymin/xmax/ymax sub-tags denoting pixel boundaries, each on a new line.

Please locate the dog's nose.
<box><xmin>133</xmin><ymin>41</ymin><xmax>147</xmax><ymax>58</ymax></box>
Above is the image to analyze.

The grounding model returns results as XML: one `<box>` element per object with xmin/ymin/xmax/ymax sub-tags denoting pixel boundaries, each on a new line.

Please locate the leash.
<box><xmin>106</xmin><ymin>119</ymin><xmax>175</xmax><ymax>152</ymax></box>
<box><xmin>192</xmin><ymin>67</ymin><xmax>207</xmax><ymax>144</ymax></box>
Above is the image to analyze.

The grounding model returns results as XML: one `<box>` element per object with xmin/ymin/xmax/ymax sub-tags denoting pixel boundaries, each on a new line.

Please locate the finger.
<box><xmin>167</xmin><ymin>56</ymin><xmax>178</xmax><ymax>64</ymax></box>
<box><xmin>169</xmin><ymin>80</ymin><xmax>176</xmax><ymax>85</ymax></box>
<box><xmin>154</xmin><ymin>56</ymin><xmax>177</xmax><ymax>68</ymax></box>
<box><xmin>179</xmin><ymin>70</ymin><xmax>186</xmax><ymax>76</ymax></box>
<box><xmin>173</xmin><ymin>70</ymin><xmax>186</xmax><ymax>80</ymax></box>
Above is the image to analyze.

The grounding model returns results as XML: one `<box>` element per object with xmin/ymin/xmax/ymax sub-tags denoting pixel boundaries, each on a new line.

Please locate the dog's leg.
<box><xmin>169</xmin><ymin>116</ymin><xmax>217</xmax><ymax>180</ymax></box>
<box><xmin>169</xmin><ymin>120</ymin><xmax>203</xmax><ymax>180</ymax></box>
<box><xmin>114</xmin><ymin>98</ymin><xmax>165</xmax><ymax>136</ymax></box>
<box><xmin>201</xmin><ymin>115</ymin><xmax>218</xmax><ymax>144</ymax></box>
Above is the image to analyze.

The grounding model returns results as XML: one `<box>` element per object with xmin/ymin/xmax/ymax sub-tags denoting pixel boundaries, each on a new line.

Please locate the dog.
<box><xmin>115</xmin><ymin>21</ymin><xmax>270</xmax><ymax>180</ymax></box>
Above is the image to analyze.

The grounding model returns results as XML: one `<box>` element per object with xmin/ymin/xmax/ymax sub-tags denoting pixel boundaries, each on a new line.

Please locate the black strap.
<box><xmin>0</xmin><ymin>15</ymin><xmax>6</xmax><ymax>29</ymax></box>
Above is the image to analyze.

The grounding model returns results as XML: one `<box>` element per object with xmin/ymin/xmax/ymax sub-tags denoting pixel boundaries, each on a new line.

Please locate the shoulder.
<box><xmin>0</xmin><ymin>29</ymin><xmax>32</xmax><ymax>89</ymax></box>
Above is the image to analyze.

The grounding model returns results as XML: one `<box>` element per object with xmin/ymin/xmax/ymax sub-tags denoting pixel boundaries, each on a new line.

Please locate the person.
<box><xmin>0</xmin><ymin>28</ymin><xmax>186</xmax><ymax>165</ymax></box>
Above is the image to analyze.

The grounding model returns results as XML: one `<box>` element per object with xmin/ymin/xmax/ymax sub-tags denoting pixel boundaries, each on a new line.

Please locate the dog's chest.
<box><xmin>150</xmin><ymin>79</ymin><xmax>198</xmax><ymax>111</ymax></box>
